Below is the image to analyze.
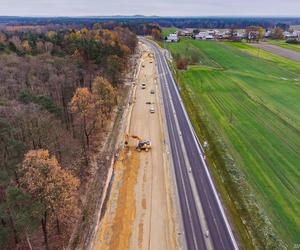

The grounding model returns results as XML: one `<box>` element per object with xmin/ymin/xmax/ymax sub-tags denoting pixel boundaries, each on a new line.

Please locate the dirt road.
<box><xmin>91</xmin><ymin>42</ymin><xmax>180</xmax><ymax>250</ymax></box>
<box><xmin>250</xmin><ymin>43</ymin><xmax>300</xmax><ymax>62</ymax></box>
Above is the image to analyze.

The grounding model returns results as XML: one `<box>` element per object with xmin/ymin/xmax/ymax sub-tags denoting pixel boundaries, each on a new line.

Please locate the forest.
<box><xmin>0</xmin><ymin>25</ymin><xmax>138</xmax><ymax>249</ymax></box>
<box><xmin>1</xmin><ymin>16</ymin><xmax>300</xmax><ymax>29</ymax></box>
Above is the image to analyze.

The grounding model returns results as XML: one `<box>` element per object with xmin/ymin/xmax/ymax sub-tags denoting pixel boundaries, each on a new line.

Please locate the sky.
<box><xmin>0</xmin><ymin>0</ymin><xmax>300</xmax><ymax>17</ymax></box>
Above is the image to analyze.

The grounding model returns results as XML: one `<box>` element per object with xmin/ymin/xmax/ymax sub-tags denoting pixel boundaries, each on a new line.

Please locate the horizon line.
<box><xmin>1</xmin><ymin>15</ymin><xmax>300</xmax><ymax>19</ymax></box>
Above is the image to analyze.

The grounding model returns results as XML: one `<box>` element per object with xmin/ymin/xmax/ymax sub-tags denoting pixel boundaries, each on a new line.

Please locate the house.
<box><xmin>195</xmin><ymin>31</ymin><xmax>207</xmax><ymax>40</ymax></box>
<box><xmin>195</xmin><ymin>31</ymin><xmax>214</xmax><ymax>40</ymax></box>
<box><xmin>178</xmin><ymin>29</ymin><xmax>193</xmax><ymax>37</ymax></box>
<box><xmin>248</xmin><ymin>31</ymin><xmax>260</xmax><ymax>40</ymax></box>
<box><xmin>283</xmin><ymin>31</ymin><xmax>299</xmax><ymax>39</ymax></box>
<box><xmin>205</xmin><ymin>34</ymin><xmax>214</xmax><ymax>40</ymax></box>
<box><xmin>264</xmin><ymin>30</ymin><xmax>272</xmax><ymax>38</ymax></box>
<box><xmin>166</xmin><ymin>33</ymin><xmax>179</xmax><ymax>42</ymax></box>
<box><xmin>236</xmin><ymin>32</ymin><xmax>247</xmax><ymax>39</ymax></box>
<box><xmin>215</xmin><ymin>31</ymin><xmax>229</xmax><ymax>39</ymax></box>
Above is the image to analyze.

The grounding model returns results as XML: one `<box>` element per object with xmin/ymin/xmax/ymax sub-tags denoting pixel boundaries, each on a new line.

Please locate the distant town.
<box><xmin>165</xmin><ymin>26</ymin><xmax>300</xmax><ymax>42</ymax></box>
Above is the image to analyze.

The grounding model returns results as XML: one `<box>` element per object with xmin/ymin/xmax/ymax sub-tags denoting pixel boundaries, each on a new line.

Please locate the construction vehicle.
<box><xmin>124</xmin><ymin>134</ymin><xmax>152</xmax><ymax>152</ymax></box>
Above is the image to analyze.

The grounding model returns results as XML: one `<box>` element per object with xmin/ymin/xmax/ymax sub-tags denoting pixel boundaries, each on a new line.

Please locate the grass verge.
<box><xmin>167</xmin><ymin>39</ymin><xmax>300</xmax><ymax>249</ymax></box>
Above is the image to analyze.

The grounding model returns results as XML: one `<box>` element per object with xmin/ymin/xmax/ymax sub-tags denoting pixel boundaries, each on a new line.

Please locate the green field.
<box><xmin>162</xmin><ymin>27</ymin><xmax>177</xmax><ymax>37</ymax></box>
<box><xmin>167</xmin><ymin>39</ymin><xmax>300</xmax><ymax>248</ymax></box>
<box><xmin>268</xmin><ymin>39</ymin><xmax>300</xmax><ymax>53</ymax></box>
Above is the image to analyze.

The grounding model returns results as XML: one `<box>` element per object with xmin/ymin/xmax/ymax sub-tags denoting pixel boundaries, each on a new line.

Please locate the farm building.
<box><xmin>166</xmin><ymin>33</ymin><xmax>179</xmax><ymax>42</ymax></box>
<box><xmin>178</xmin><ymin>29</ymin><xmax>193</xmax><ymax>37</ymax></box>
<box><xmin>283</xmin><ymin>31</ymin><xmax>299</xmax><ymax>39</ymax></box>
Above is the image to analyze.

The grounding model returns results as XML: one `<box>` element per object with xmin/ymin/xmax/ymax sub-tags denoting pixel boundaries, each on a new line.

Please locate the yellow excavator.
<box><xmin>124</xmin><ymin>134</ymin><xmax>152</xmax><ymax>152</ymax></box>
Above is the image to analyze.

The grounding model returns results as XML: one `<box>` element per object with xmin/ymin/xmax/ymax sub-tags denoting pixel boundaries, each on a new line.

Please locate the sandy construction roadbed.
<box><xmin>91</xmin><ymin>42</ymin><xmax>180</xmax><ymax>250</ymax></box>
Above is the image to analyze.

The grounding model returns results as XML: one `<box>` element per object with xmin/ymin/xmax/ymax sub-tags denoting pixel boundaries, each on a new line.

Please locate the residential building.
<box><xmin>166</xmin><ymin>33</ymin><xmax>179</xmax><ymax>42</ymax></box>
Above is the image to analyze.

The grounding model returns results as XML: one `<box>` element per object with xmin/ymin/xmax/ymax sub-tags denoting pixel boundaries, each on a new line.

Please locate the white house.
<box><xmin>195</xmin><ymin>31</ymin><xmax>207</xmax><ymax>39</ymax></box>
<box><xmin>166</xmin><ymin>33</ymin><xmax>179</xmax><ymax>42</ymax></box>
<box><xmin>236</xmin><ymin>32</ymin><xmax>247</xmax><ymax>39</ymax></box>
<box><xmin>195</xmin><ymin>31</ymin><xmax>214</xmax><ymax>40</ymax></box>
<box><xmin>264</xmin><ymin>30</ymin><xmax>272</xmax><ymax>38</ymax></box>
<box><xmin>283</xmin><ymin>31</ymin><xmax>299</xmax><ymax>39</ymax></box>
<box><xmin>215</xmin><ymin>31</ymin><xmax>229</xmax><ymax>39</ymax></box>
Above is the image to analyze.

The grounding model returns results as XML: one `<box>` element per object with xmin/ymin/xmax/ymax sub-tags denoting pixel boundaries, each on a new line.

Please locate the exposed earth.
<box><xmin>91</xmin><ymin>42</ymin><xmax>180</xmax><ymax>250</ymax></box>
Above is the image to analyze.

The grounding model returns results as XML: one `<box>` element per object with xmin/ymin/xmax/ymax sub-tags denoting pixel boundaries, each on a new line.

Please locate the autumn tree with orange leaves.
<box><xmin>70</xmin><ymin>87</ymin><xmax>97</xmax><ymax>152</ymax></box>
<box><xmin>92</xmin><ymin>76</ymin><xmax>116</xmax><ymax>119</ymax></box>
<box><xmin>19</xmin><ymin>150</ymin><xmax>79</xmax><ymax>250</ymax></box>
<box><xmin>0</xmin><ymin>25</ymin><xmax>137</xmax><ymax>248</ymax></box>
<box><xmin>70</xmin><ymin>77</ymin><xmax>116</xmax><ymax>165</ymax></box>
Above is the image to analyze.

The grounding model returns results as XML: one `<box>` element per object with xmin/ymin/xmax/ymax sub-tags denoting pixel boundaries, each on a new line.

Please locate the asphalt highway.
<box><xmin>141</xmin><ymin>37</ymin><xmax>239</xmax><ymax>250</ymax></box>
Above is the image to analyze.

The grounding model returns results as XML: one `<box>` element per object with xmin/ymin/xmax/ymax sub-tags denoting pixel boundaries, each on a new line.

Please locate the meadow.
<box><xmin>166</xmin><ymin>39</ymin><xmax>300</xmax><ymax>248</ymax></box>
<box><xmin>162</xmin><ymin>27</ymin><xmax>177</xmax><ymax>37</ymax></box>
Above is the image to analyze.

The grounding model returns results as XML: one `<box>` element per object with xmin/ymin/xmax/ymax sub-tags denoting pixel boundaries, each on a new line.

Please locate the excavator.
<box><xmin>124</xmin><ymin>134</ymin><xmax>151</xmax><ymax>152</ymax></box>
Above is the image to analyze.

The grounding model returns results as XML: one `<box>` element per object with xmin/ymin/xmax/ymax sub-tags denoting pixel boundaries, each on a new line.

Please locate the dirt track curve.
<box><xmin>250</xmin><ymin>43</ymin><xmax>300</xmax><ymax>62</ymax></box>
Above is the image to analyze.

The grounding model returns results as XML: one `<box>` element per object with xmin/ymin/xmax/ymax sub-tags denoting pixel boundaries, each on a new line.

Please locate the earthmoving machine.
<box><xmin>124</xmin><ymin>134</ymin><xmax>152</xmax><ymax>152</ymax></box>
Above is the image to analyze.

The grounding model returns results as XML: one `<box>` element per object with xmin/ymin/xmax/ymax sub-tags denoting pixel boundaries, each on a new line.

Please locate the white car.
<box><xmin>150</xmin><ymin>107</ymin><xmax>155</xmax><ymax>113</ymax></box>
<box><xmin>205</xmin><ymin>230</ymin><xmax>209</xmax><ymax>238</ymax></box>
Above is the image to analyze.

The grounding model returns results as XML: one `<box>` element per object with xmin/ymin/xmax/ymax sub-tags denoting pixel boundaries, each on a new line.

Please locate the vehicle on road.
<box><xmin>141</xmin><ymin>38</ymin><xmax>238</xmax><ymax>250</ymax></box>
<box><xmin>205</xmin><ymin>230</ymin><xmax>210</xmax><ymax>238</ymax></box>
<box><xmin>150</xmin><ymin>89</ymin><xmax>155</xmax><ymax>94</ymax></box>
<box><xmin>150</xmin><ymin>107</ymin><xmax>155</xmax><ymax>113</ymax></box>
<box><xmin>141</xmin><ymin>83</ymin><xmax>146</xmax><ymax>89</ymax></box>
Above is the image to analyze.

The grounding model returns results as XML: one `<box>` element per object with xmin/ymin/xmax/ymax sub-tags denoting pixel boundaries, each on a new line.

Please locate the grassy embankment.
<box><xmin>166</xmin><ymin>39</ymin><xmax>300</xmax><ymax>249</ymax></box>
<box><xmin>146</xmin><ymin>28</ymin><xmax>177</xmax><ymax>48</ymax></box>
<box><xmin>268</xmin><ymin>39</ymin><xmax>300</xmax><ymax>53</ymax></box>
<box><xmin>162</xmin><ymin>27</ymin><xmax>177</xmax><ymax>37</ymax></box>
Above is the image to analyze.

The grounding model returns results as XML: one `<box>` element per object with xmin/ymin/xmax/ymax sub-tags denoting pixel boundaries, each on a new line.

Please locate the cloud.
<box><xmin>0</xmin><ymin>0</ymin><xmax>299</xmax><ymax>16</ymax></box>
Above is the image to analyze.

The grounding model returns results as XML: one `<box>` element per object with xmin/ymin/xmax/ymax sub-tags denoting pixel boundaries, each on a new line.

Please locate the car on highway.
<box><xmin>150</xmin><ymin>107</ymin><xmax>155</xmax><ymax>113</ymax></box>
<box><xmin>205</xmin><ymin>230</ymin><xmax>210</xmax><ymax>238</ymax></box>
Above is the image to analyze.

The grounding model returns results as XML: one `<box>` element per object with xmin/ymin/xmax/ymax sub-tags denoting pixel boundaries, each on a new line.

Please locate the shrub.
<box><xmin>176</xmin><ymin>57</ymin><xmax>188</xmax><ymax>70</ymax></box>
<box><xmin>286</xmin><ymin>39</ymin><xmax>300</xmax><ymax>44</ymax></box>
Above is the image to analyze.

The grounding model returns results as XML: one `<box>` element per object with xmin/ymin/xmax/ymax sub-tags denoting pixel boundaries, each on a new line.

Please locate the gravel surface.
<box><xmin>250</xmin><ymin>43</ymin><xmax>300</xmax><ymax>62</ymax></box>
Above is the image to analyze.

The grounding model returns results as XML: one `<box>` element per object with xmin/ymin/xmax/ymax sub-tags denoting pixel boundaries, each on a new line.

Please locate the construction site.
<box><xmin>90</xmin><ymin>41</ymin><xmax>181</xmax><ymax>250</ymax></box>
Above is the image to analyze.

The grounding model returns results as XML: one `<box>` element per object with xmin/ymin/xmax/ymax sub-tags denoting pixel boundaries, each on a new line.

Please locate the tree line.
<box><xmin>0</xmin><ymin>26</ymin><xmax>137</xmax><ymax>249</ymax></box>
<box><xmin>1</xmin><ymin>16</ymin><xmax>299</xmax><ymax>29</ymax></box>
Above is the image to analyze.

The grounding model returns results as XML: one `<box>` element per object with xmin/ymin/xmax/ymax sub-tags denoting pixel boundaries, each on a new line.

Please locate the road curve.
<box><xmin>141</xmin><ymin>37</ymin><xmax>239</xmax><ymax>250</ymax></box>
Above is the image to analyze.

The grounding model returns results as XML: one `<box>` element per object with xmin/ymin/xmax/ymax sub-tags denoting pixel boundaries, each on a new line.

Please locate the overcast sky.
<box><xmin>0</xmin><ymin>0</ymin><xmax>299</xmax><ymax>17</ymax></box>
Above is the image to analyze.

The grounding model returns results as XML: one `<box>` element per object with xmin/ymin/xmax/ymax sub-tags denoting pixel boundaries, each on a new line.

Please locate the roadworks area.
<box><xmin>91</xmin><ymin>42</ymin><xmax>181</xmax><ymax>250</ymax></box>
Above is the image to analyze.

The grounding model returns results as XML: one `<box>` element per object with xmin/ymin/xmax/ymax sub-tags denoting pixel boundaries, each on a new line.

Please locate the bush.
<box><xmin>286</xmin><ymin>39</ymin><xmax>300</xmax><ymax>44</ymax></box>
<box><xmin>176</xmin><ymin>57</ymin><xmax>188</xmax><ymax>70</ymax></box>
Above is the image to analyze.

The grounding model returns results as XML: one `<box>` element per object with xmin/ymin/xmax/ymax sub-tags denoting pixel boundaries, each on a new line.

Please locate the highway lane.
<box><xmin>141</xmin><ymin>38</ymin><xmax>239</xmax><ymax>250</ymax></box>
<box><xmin>156</xmin><ymin>46</ymin><xmax>206</xmax><ymax>250</ymax></box>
